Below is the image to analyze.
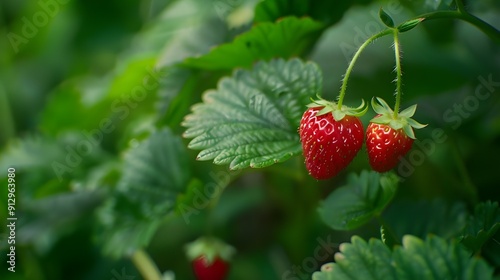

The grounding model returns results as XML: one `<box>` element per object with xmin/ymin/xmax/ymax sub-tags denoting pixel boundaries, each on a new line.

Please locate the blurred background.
<box><xmin>1</xmin><ymin>0</ymin><xmax>499</xmax><ymax>279</ymax></box>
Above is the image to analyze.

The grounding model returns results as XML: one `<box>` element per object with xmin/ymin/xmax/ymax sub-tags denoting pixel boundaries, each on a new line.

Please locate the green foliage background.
<box><xmin>0</xmin><ymin>0</ymin><xmax>499</xmax><ymax>279</ymax></box>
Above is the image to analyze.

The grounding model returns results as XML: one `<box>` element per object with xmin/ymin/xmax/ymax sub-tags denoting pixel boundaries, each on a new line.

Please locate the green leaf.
<box><xmin>97</xmin><ymin>194</ymin><xmax>162</xmax><ymax>258</ymax></box>
<box><xmin>97</xmin><ymin>128</ymin><xmax>191</xmax><ymax>257</ymax></box>
<box><xmin>17</xmin><ymin>191</ymin><xmax>105</xmax><ymax>253</ymax></box>
<box><xmin>117</xmin><ymin>128</ymin><xmax>191</xmax><ymax>218</ymax></box>
<box><xmin>460</xmin><ymin>201</ymin><xmax>500</xmax><ymax>253</ymax></box>
<box><xmin>183</xmin><ymin>58</ymin><xmax>322</xmax><ymax>170</ymax></box>
<box><xmin>312</xmin><ymin>235</ymin><xmax>494</xmax><ymax>280</ymax></box>
<box><xmin>379</xmin><ymin>8</ymin><xmax>394</xmax><ymax>28</ymax></box>
<box><xmin>182</xmin><ymin>17</ymin><xmax>325</xmax><ymax>70</ymax></box>
<box><xmin>399</xmin><ymin>104</ymin><xmax>417</xmax><ymax>118</ymax></box>
<box><xmin>381</xmin><ymin>225</ymin><xmax>398</xmax><ymax>248</ymax></box>
<box><xmin>318</xmin><ymin>170</ymin><xmax>399</xmax><ymax>231</ymax></box>
<box><xmin>254</xmin><ymin>0</ymin><xmax>363</xmax><ymax>26</ymax></box>
<box><xmin>0</xmin><ymin>134</ymin><xmax>108</xmax><ymax>194</ymax></box>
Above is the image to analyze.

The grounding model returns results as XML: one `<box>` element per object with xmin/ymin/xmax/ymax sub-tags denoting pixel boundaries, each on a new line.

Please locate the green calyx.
<box><xmin>370</xmin><ymin>97</ymin><xmax>427</xmax><ymax>139</ymax></box>
<box><xmin>307</xmin><ymin>97</ymin><xmax>368</xmax><ymax>121</ymax></box>
<box><xmin>185</xmin><ymin>236</ymin><xmax>236</xmax><ymax>265</ymax></box>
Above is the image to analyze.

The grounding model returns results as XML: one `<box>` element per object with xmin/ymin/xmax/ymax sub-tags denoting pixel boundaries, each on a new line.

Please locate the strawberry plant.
<box><xmin>1</xmin><ymin>0</ymin><xmax>500</xmax><ymax>279</ymax></box>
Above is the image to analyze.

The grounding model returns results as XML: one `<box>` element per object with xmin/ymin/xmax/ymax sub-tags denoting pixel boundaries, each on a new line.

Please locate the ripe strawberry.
<box><xmin>366</xmin><ymin>116</ymin><xmax>413</xmax><ymax>172</ymax></box>
<box><xmin>299</xmin><ymin>99</ymin><xmax>366</xmax><ymax>180</ymax></box>
<box><xmin>192</xmin><ymin>256</ymin><xmax>229</xmax><ymax>280</ymax></box>
<box><xmin>366</xmin><ymin>97</ymin><xmax>426</xmax><ymax>172</ymax></box>
<box><xmin>186</xmin><ymin>237</ymin><xmax>235</xmax><ymax>280</ymax></box>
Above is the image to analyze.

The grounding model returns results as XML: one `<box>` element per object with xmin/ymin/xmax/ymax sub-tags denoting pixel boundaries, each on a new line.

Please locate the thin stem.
<box><xmin>131</xmin><ymin>249</ymin><xmax>162</xmax><ymax>280</ymax></box>
<box><xmin>417</xmin><ymin>10</ymin><xmax>500</xmax><ymax>44</ymax></box>
<box><xmin>337</xmin><ymin>29</ymin><xmax>393</xmax><ymax>108</ymax></box>
<box><xmin>392</xmin><ymin>29</ymin><xmax>403</xmax><ymax>118</ymax></box>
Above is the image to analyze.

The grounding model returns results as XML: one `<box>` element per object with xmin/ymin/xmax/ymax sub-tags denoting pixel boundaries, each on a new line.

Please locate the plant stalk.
<box><xmin>392</xmin><ymin>29</ymin><xmax>403</xmax><ymax>118</ymax></box>
<box><xmin>131</xmin><ymin>249</ymin><xmax>162</xmax><ymax>280</ymax></box>
<box><xmin>337</xmin><ymin>29</ymin><xmax>393</xmax><ymax>108</ymax></box>
<box><xmin>417</xmin><ymin>10</ymin><xmax>500</xmax><ymax>44</ymax></box>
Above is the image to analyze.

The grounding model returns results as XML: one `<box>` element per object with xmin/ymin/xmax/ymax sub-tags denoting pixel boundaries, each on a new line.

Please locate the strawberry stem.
<box><xmin>131</xmin><ymin>249</ymin><xmax>162</xmax><ymax>280</ymax></box>
<box><xmin>415</xmin><ymin>4</ymin><xmax>500</xmax><ymax>44</ymax></box>
<box><xmin>392</xmin><ymin>29</ymin><xmax>402</xmax><ymax>118</ymax></box>
<box><xmin>337</xmin><ymin>29</ymin><xmax>392</xmax><ymax>109</ymax></box>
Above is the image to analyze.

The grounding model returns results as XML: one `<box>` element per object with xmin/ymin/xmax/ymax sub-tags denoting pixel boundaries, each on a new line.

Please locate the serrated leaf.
<box><xmin>318</xmin><ymin>170</ymin><xmax>398</xmax><ymax>231</ymax></box>
<box><xmin>98</xmin><ymin>129</ymin><xmax>191</xmax><ymax>257</ymax></box>
<box><xmin>182</xmin><ymin>17</ymin><xmax>324</xmax><ymax>70</ymax></box>
<box><xmin>379</xmin><ymin>8</ymin><xmax>394</xmax><ymax>28</ymax></box>
<box><xmin>460</xmin><ymin>201</ymin><xmax>500</xmax><ymax>253</ymax></box>
<box><xmin>381</xmin><ymin>225</ymin><xmax>398</xmax><ymax>248</ymax></box>
<box><xmin>118</xmin><ymin>128</ymin><xmax>191</xmax><ymax>217</ymax></box>
<box><xmin>312</xmin><ymin>235</ymin><xmax>494</xmax><ymax>280</ymax></box>
<box><xmin>183</xmin><ymin>58</ymin><xmax>322</xmax><ymax>170</ymax></box>
<box><xmin>98</xmin><ymin>196</ymin><xmax>162</xmax><ymax>258</ymax></box>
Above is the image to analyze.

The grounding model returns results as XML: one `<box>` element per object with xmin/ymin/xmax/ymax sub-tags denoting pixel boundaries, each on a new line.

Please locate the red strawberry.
<box><xmin>186</xmin><ymin>237</ymin><xmax>235</xmax><ymax>280</ymax></box>
<box><xmin>299</xmin><ymin>100</ymin><xmax>366</xmax><ymax>180</ymax></box>
<box><xmin>366</xmin><ymin>116</ymin><xmax>413</xmax><ymax>172</ymax></box>
<box><xmin>366</xmin><ymin>97</ymin><xmax>426</xmax><ymax>172</ymax></box>
<box><xmin>192</xmin><ymin>256</ymin><xmax>229</xmax><ymax>280</ymax></box>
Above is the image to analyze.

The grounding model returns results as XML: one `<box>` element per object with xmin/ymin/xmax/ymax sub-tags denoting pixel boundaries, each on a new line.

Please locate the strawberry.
<box><xmin>185</xmin><ymin>237</ymin><xmax>235</xmax><ymax>280</ymax></box>
<box><xmin>192</xmin><ymin>256</ymin><xmax>229</xmax><ymax>280</ymax></box>
<box><xmin>299</xmin><ymin>99</ymin><xmax>367</xmax><ymax>180</ymax></box>
<box><xmin>366</xmin><ymin>97</ymin><xmax>426</xmax><ymax>172</ymax></box>
<box><xmin>366</xmin><ymin>116</ymin><xmax>414</xmax><ymax>172</ymax></box>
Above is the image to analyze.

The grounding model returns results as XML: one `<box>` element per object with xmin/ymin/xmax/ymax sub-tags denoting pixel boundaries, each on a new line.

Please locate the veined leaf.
<box><xmin>182</xmin><ymin>17</ymin><xmax>324</xmax><ymax>70</ymax></box>
<box><xmin>318</xmin><ymin>170</ymin><xmax>399</xmax><ymax>231</ymax></box>
<box><xmin>312</xmin><ymin>235</ymin><xmax>493</xmax><ymax>280</ymax></box>
<box><xmin>117</xmin><ymin>128</ymin><xmax>191</xmax><ymax>218</ymax></box>
<box><xmin>98</xmin><ymin>128</ymin><xmax>191</xmax><ymax>257</ymax></box>
<box><xmin>183</xmin><ymin>58</ymin><xmax>322</xmax><ymax>170</ymax></box>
